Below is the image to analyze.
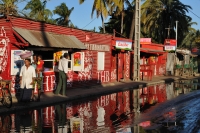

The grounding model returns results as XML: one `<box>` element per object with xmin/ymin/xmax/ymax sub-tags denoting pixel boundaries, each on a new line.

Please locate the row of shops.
<box><xmin>0</xmin><ymin>15</ymin><xmax>171</xmax><ymax>96</ymax></box>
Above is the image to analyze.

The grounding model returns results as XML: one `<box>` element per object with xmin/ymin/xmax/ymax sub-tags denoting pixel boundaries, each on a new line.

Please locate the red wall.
<box><xmin>0</xmin><ymin>16</ymin><xmax>121</xmax><ymax>90</ymax></box>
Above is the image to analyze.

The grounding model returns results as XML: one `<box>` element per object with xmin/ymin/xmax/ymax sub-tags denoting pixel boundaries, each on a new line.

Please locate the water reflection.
<box><xmin>2</xmin><ymin>79</ymin><xmax>200</xmax><ymax>133</ymax></box>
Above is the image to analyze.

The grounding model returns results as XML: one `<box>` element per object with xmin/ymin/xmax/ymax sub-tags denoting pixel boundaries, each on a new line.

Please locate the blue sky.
<box><xmin>18</xmin><ymin>0</ymin><xmax>200</xmax><ymax>31</ymax></box>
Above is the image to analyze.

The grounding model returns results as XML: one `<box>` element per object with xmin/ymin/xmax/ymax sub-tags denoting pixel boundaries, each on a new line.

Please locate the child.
<box><xmin>36</xmin><ymin>55</ymin><xmax>44</xmax><ymax>101</ymax></box>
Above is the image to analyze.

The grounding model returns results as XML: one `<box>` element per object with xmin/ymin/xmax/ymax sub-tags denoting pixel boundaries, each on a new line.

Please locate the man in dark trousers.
<box><xmin>20</xmin><ymin>58</ymin><xmax>36</xmax><ymax>102</ymax></box>
<box><xmin>55</xmin><ymin>53</ymin><xmax>69</xmax><ymax>96</ymax></box>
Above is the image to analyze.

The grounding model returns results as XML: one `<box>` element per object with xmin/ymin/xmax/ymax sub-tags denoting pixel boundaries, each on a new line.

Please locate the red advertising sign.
<box><xmin>192</xmin><ymin>48</ymin><xmax>198</xmax><ymax>53</ymax></box>
<box><xmin>140</xmin><ymin>38</ymin><xmax>151</xmax><ymax>44</ymax></box>
<box><xmin>164</xmin><ymin>39</ymin><xmax>176</xmax><ymax>46</ymax></box>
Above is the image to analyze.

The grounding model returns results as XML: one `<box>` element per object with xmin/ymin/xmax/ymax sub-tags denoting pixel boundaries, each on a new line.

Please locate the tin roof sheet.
<box><xmin>140</xmin><ymin>48</ymin><xmax>165</xmax><ymax>54</ymax></box>
<box><xmin>13</xmin><ymin>27</ymin><xmax>86</xmax><ymax>49</ymax></box>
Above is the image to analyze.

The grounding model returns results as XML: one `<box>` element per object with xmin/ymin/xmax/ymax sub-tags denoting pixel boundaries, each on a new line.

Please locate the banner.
<box><xmin>116</xmin><ymin>41</ymin><xmax>132</xmax><ymax>50</ymax></box>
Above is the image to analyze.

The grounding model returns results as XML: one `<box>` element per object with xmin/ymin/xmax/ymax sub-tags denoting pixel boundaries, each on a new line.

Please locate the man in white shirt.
<box><xmin>20</xmin><ymin>58</ymin><xmax>36</xmax><ymax>101</ymax></box>
<box><xmin>55</xmin><ymin>53</ymin><xmax>68</xmax><ymax>96</ymax></box>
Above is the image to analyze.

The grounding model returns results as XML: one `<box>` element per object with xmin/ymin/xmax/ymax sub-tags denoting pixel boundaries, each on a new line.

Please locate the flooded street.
<box><xmin>1</xmin><ymin>79</ymin><xmax>200</xmax><ymax>133</ymax></box>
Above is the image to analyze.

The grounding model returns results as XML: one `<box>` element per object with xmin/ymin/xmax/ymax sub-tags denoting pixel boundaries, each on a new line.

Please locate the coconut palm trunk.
<box><xmin>101</xmin><ymin>12</ymin><xmax>105</xmax><ymax>33</ymax></box>
<box><xmin>121</xmin><ymin>11</ymin><xmax>124</xmax><ymax>34</ymax></box>
<box><xmin>129</xmin><ymin>10</ymin><xmax>135</xmax><ymax>39</ymax></box>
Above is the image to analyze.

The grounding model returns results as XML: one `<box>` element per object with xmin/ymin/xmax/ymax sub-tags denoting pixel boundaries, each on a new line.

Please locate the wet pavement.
<box><xmin>0</xmin><ymin>75</ymin><xmax>186</xmax><ymax>114</ymax></box>
<box><xmin>0</xmin><ymin>76</ymin><xmax>200</xmax><ymax>132</ymax></box>
<box><xmin>136</xmin><ymin>79</ymin><xmax>200</xmax><ymax>133</ymax></box>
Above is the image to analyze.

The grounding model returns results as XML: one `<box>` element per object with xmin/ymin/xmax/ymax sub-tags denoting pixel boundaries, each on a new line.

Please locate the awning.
<box><xmin>13</xmin><ymin>27</ymin><xmax>86</xmax><ymax>49</ymax></box>
<box><xmin>176</xmin><ymin>51</ymin><xmax>198</xmax><ymax>57</ymax></box>
<box><xmin>140</xmin><ymin>48</ymin><xmax>165</xmax><ymax>54</ymax></box>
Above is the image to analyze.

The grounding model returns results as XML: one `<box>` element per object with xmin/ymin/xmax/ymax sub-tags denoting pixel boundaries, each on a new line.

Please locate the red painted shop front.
<box><xmin>139</xmin><ymin>39</ymin><xmax>167</xmax><ymax>80</ymax></box>
<box><xmin>111</xmin><ymin>38</ymin><xmax>132</xmax><ymax>82</ymax></box>
<box><xmin>0</xmin><ymin>16</ymin><xmax>134</xmax><ymax>96</ymax></box>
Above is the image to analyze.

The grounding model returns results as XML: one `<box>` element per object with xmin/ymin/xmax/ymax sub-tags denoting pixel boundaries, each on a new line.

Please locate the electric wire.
<box><xmin>188</xmin><ymin>9</ymin><xmax>200</xmax><ymax>20</ymax></box>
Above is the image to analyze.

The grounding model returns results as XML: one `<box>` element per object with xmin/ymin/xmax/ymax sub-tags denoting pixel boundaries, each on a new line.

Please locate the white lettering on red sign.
<box><xmin>44</xmin><ymin>75</ymin><xmax>56</xmax><ymax>91</ymax></box>
<box><xmin>97</xmin><ymin>71</ymin><xmax>110</xmax><ymax>83</ymax></box>
<box><xmin>85</xmin><ymin>43</ymin><xmax>110</xmax><ymax>51</ymax></box>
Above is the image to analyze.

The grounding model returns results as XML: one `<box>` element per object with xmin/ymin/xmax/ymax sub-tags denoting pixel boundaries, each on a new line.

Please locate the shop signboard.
<box><xmin>164</xmin><ymin>39</ymin><xmax>176</xmax><ymax>46</ymax></box>
<box><xmin>140</xmin><ymin>38</ymin><xmax>151</xmax><ymax>44</ymax></box>
<box><xmin>164</xmin><ymin>39</ymin><xmax>176</xmax><ymax>51</ymax></box>
<box><xmin>116</xmin><ymin>40</ymin><xmax>132</xmax><ymax>50</ymax></box>
<box><xmin>165</xmin><ymin>46</ymin><xmax>176</xmax><ymax>51</ymax></box>
<box><xmin>72</xmin><ymin>52</ymin><xmax>84</xmax><ymax>71</ymax></box>
<box><xmin>191</xmin><ymin>48</ymin><xmax>200</xmax><ymax>55</ymax></box>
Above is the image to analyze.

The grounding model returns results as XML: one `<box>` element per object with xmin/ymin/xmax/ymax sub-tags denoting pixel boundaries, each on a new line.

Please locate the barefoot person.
<box><xmin>55</xmin><ymin>53</ymin><xmax>69</xmax><ymax>96</ymax></box>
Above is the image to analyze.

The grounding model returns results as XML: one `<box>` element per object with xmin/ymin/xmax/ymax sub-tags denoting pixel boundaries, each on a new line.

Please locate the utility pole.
<box><xmin>132</xmin><ymin>2</ymin><xmax>141</xmax><ymax>132</ymax></box>
<box><xmin>133</xmin><ymin>0</ymin><xmax>141</xmax><ymax>81</ymax></box>
<box><xmin>165</xmin><ymin>25</ymin><xmax>173</xmax><ymax>39</ymax></box>
<box><xmin>175</xmin><ymin>21</ymin><xmax>178</xmax><ymax>50</ymax></box>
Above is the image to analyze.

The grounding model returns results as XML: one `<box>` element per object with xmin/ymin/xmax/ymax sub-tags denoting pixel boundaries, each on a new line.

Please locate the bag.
<box><xmin>20</xmin><ymin>88</ymin><xmax>33</xmax><ymax>102</ymax></box>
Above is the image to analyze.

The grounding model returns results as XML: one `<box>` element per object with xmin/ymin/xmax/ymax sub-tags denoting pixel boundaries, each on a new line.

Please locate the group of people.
<box><xmin>19</xmin><ymin>52</ymin><xmax>69</xmax><ymax>103</ymax></box>
<box><xmin>19</xmin><ymin>55</ymin><xmax>44</xmax><ymax>102</ymax></box>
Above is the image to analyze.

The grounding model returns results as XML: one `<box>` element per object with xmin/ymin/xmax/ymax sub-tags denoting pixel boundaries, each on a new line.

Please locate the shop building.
<box><xmin>0</xmin><ymin>15</ymin><xmax>133</xmax><ymax>95</ymax></box>
<box><xmin>0</xmin><ymin>15</ymin><xmax>167</xmax><ymax>95</ymax></box>
<box><xmin>137</xmin><ymin>38</ymin><xmax>167</xmax><ymax>80</ymax></box>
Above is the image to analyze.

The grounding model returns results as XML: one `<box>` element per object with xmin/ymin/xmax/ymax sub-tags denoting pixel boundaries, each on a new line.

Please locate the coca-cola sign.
<box><xmin>116</xmin><ymin>41</ymin><xmax>132</xmax><ymax>50</ymax></box>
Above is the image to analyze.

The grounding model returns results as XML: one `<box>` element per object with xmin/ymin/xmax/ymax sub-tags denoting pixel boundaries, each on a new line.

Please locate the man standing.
<box><xmin>55</xmin><ymin>53</ymin><xmax>69</xmax><ymax>96</ymax></box>
<box><xmin>20</xmin><ymin>58</ymin><xmax>36</xmax><ymax>102</ymax></box>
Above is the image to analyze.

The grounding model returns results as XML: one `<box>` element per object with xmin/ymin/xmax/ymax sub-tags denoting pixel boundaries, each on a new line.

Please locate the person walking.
<box><xmin>20</xmin><ymin>58</ymin><xmax>36</xmax><ymax>102</ymax></box>
<box><xmin>55</xmin><ymin>53</ymin><xmax>69</xmax><ymax>96</ymax></box>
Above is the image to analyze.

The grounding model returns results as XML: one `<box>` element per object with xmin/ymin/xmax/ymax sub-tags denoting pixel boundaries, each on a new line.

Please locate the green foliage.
<box><xmin>23</xmin><ymin>0</ymin><xmax>53</xmax><ymax>21</ymax></box>
<box><xmin>53</xmin><ymin>3</ymin><xmax>74</xmax><ymax>26</ymax></box>
<box><xmin>0</xmin><ymin>0</ymin><xmax>22</xmax><ymax>16</ymax></box>
<box><xmin>141</xmin><ymin>0</ymin><xmax>192</xmax><ymax>45</ymax></box>
<box><xmin>102</xmin><ymin>4</ymin><xmax>134</xmax><ymax>37</ymax></box>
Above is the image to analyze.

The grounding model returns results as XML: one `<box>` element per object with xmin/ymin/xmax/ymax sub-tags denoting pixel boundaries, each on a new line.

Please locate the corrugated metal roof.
<box><xmin>140</xmin><ymin>48</ymin><xmax>165</xmax><ymax>54</ymax></box>
<box><xmin>13</xmin><ymin>27</ymin><xmax>86</xmax><ymax>49</ymax></box>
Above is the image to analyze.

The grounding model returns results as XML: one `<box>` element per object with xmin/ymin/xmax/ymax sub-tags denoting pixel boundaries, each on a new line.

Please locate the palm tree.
<box><xmin>79</xmin><ymin>0</ymin><xmax>109</xmax><ymax>33</ymax></box>
<box><xmin>23</xmin><ymin>0</ymin><xmax>52</xmax><ymax>21</ymax></box>
<box><xmin>0</xmin><ymin>0</ymin><xmax>20</xmax><ymax>16</ymax></box>
<box><xmin>141</xmin><ymin>0</ymin><xmax>192</xmax><ymax>45</ymax></box>
<box><xmin>109</xmin><ymin>0</ymin><xmax>132</xmax><ymax>34</ymax></box>
<box><xmin>181</xmin><ymin>20</ymin><xmax>197</xmax><ymax>48</ymax></box>
<box><xmin>103</xmin><ymin>3</ymin><xmax>134</xmax><ymax>37</ymax></box>
<box><xmin>53</xmin><ymin>3</ymin><xmax>74</xmax><ymax>27</ymax></box>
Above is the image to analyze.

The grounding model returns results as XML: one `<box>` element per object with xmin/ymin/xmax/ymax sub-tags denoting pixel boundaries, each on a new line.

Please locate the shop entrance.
<box><xmin>117</xmin><ymin>52</ymin><xmax>124</xmax><ymax>81</ymax></box>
